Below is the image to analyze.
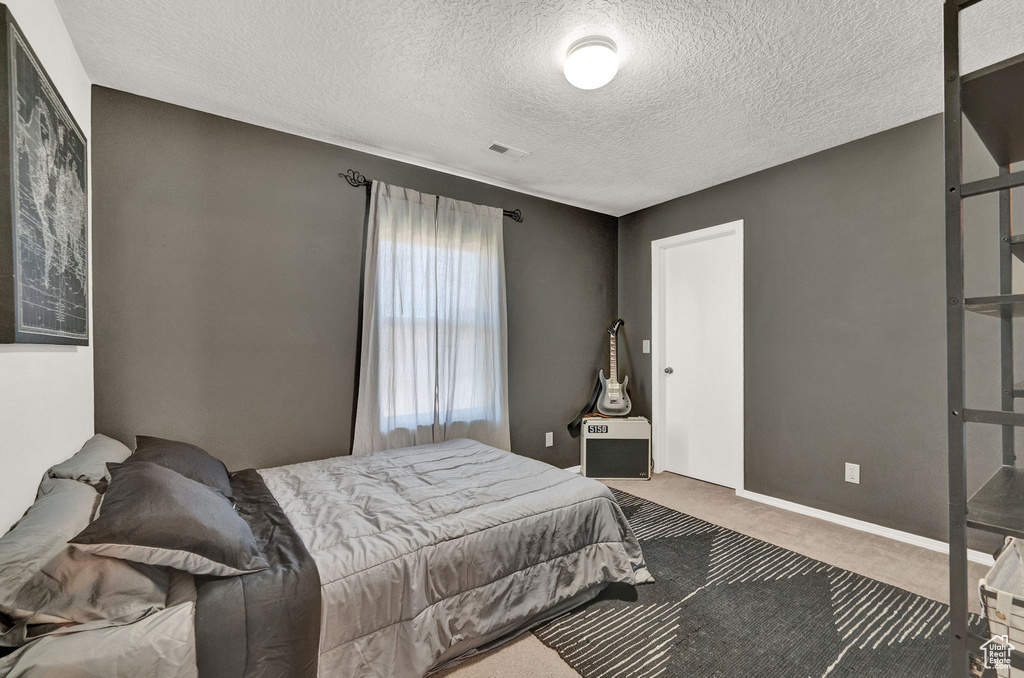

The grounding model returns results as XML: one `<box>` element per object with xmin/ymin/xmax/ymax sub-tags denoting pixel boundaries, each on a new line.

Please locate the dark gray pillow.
<box><xmin>126</xmin><ymin>435</ymin><xmax>233</xmax><ymax>500</ymax></box>
<box><xmin>70</xmin><ymin>462</ymin><xmax>267</xmax><ymax>577</ymax></box>
<box><xmin>47</xmin><ymin>434</ymin><xmax>132</xmax><ymax>488</ymax></box>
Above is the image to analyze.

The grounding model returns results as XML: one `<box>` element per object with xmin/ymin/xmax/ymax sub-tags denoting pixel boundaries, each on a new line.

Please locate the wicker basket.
<box><xmin>980</xmin><ymin>539</ymin><xmax>1024</xmax><ymax>677</ymax></box>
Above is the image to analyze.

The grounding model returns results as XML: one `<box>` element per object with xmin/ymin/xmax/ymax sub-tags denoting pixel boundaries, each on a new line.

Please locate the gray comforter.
<box><xmin>1</xmin><ymin>439</ymin><xmax>649</xmax><ymax>678</ymax></box>
<box><xmin>259</xmin><ymin>438</ymin><xmax>652</xmax><ymax>678</ymax></box>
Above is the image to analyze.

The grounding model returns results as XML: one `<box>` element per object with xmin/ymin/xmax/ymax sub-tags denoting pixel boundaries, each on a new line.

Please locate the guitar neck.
<box><xmin>609</xmin><ymin>333</ymin><xmax>617</xmax><ymax>383</ymax></box>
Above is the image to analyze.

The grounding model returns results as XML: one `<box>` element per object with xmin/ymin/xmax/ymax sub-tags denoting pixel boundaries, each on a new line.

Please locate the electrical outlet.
<box><xmin>643</xmin><ymin>340</ymin><xmax>651</xmax><ymax>354</ymax></box>
<box><xmin>845</xmin><ymin>463</ymin><xmax>860</xmax><ymax>484</ymax></box>
<box><xmin>545</xmin><ymin>432</ymin><xmax>553</xmax><ymax>447</ymax></box>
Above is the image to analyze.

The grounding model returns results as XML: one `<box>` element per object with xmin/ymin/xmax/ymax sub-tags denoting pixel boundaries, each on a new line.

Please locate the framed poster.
<box><xmin>0</xmin><ymin>7</ymin><xmax>88</xmax><ymax>345</ymax></box>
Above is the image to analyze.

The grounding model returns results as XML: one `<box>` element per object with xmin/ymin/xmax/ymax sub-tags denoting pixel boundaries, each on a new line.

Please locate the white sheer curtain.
<box><xmin>352</xmin><ymin>181</ymin><xmax>510</xmax><ymax>454</ymax></box>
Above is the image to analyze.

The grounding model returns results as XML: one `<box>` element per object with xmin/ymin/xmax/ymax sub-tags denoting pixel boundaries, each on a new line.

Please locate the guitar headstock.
<box><xmin>606</xmin><ymin>318</ymin><xmax>624</xmax><ymax>335</ymax></box>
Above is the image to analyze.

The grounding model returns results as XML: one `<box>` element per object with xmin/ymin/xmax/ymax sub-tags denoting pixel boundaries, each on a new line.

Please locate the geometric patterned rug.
<box><xmin>534</xmin><ymin>489</ymin><xmax>985</xmax><ymax>678</ymax></box>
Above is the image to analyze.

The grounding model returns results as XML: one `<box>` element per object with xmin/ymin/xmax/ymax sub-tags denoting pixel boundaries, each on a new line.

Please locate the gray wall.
<box><xmin>91</xmin><ymin>87</ymin><xmax>617</xmax><ymax>471</ymax></box>
<box><xmin>94</xmin><ymin>84</ymin><xmax>1010</xmax><ymax>547</ymax></box>
<box><xmin>617</xmin><ymin>114</ymin><xmax>1013</xmax><ymax>546</ymax></box>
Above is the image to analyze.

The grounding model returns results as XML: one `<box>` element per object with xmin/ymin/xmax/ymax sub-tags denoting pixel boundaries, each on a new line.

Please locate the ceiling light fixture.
<box><xmin>563</xmin><ymin>36</ymin><xmax>618</xmax><ymax>90</ymax></box>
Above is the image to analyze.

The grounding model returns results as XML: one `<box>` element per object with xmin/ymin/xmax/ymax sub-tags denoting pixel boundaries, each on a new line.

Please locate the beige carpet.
<box><xmin>436</xmin><ymin>472</ymin><xmax>987</xmax><ymax>678</ymax></box>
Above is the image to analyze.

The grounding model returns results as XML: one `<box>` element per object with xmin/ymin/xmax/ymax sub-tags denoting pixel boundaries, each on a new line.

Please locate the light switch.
<box><xmin>643</xmin><ymin>340</ymin><xmax>651</xmax><ymax>354</ymax></box>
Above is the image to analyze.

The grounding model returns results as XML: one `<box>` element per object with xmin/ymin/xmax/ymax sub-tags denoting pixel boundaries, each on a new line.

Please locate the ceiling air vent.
<box><xmin>488</xmin><ymin>142</ymin><xmax>530</xmax><ymax>161</ymax></box>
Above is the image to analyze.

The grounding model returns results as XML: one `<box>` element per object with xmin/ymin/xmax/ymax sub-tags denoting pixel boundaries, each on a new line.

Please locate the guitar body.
<box><xmin>597</xmin><ymin>369</ymin><xmax>631</xmax><ymax>416</ymax></box>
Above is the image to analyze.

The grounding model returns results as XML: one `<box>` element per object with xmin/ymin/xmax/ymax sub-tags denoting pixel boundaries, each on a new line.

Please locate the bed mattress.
<box><xmin>259</xmin><ymin>438</ymin><xmax>651</xmax><ymax>678</ymax></box>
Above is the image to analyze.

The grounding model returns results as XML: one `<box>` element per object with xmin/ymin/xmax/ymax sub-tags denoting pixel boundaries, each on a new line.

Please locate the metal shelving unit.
<box><xmin>946</xmin><ymin>1</ymin><xmax>1024</xmax><ymax>675</ymax></box>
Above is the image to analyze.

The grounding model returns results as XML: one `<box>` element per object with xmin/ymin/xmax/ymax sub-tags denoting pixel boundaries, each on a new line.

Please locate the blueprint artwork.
<box><xmin>11</xmin><ymin>23</ymin><xmax>88</xmax><ymax>343</ymax></box>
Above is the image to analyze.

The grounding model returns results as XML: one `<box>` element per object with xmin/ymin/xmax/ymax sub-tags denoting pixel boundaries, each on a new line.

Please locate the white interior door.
<box><xmin>652</xmin><ymin>221</ymin><xmax>743</xmax><ymax>489</ymax></box>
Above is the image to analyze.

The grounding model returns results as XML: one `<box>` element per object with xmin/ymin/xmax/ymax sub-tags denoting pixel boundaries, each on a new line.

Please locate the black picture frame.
<box><xmin>0</xmin><ymin>6</ymin><xmax>89</xmax><ymax>346</ymax></box>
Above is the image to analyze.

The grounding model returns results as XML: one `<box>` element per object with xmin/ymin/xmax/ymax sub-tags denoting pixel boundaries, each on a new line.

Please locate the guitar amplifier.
<box><xmin>581</xmin><ymin>416</ymin><xmax>651</xmax><ymax>480</ymax></box>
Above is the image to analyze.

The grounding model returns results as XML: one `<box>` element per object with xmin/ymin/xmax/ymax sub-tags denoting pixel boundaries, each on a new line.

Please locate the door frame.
<box><xmin>650</xmin><ymin>219</ymin><xmax>744</xmax><ymax>491</ymax></box>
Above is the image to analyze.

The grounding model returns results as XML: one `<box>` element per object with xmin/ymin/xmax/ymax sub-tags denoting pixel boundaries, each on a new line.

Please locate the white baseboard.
<box><xmin>564</xmin><ymin>465</ymin><xmax>581</xmax><ymax>474</ymax></box>
<box><xmin>735</xmin><ymin>489</ymin><xmax>995</xmax><ymax>567</ymax></box>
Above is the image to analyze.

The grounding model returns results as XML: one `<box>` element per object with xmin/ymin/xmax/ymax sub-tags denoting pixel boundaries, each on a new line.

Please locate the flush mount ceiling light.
<box><xmin>563</xmin><ymin>36</ymin><xmax>618</xmax><ymax>90</ymax></box>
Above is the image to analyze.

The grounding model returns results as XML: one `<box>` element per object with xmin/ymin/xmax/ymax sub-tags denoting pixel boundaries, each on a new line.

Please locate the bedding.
<box><xmin>0</xmin><ymin>478</ymin><xmax>167</xmax><ymax>636</ymax></box>
<box><xmin>126</xmin><ymin>436</ymin><xmax>234</xmax><ymax>499</ymax></box>
<box><xmin>0</xmin><ymin>603</ymin><xmax>198</xmax><ymax>678</ymax></box>
<box><xmin>46</xmin><ymin>434</ymin><xmax>131</xmax><ymax>488</ymax></box>
<box><xmin>70</xmin><ymin>462</ymin><xmax>267</xmax><ymax>576</ymax></box>
<box><xmin>193</xmin><ymin>469</ymin><xmax>320</xmax><ymax>678</ymax></box>
<box><xmin>260</xmin><ymin>438</ymin><xmax>651</xmax><ymax>678</ymax></box>
<box><xmin>1</xmin><ymin>438</ymin><xmax>649</xmax><ymax>678</ymax></box>
<box><xmin>0</xmin><ymin>470</ymin><xmax>304</xmax><ymax>678</ymax></box>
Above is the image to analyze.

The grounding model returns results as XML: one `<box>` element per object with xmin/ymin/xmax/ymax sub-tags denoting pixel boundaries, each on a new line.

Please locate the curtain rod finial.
<box><xmin>341</xmin><ymin>169</ymin><xmax>371</xmax><ymax>188</ymax></box>
<box><xmin>504</xmin><ymin>209</ymin><xmax>523</xmax><ymax>223</ymax></box>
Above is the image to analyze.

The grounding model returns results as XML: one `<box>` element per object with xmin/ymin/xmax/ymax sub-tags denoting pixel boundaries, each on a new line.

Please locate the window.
<box><xmin>376</xmin><ymin>241</ymin><xmax>499</xmax><ymax>431</ymax></box>
<box><xmin>353</xmin><ymin>184</ymin><xmax>509</xmax><ymax>453</ymax></box>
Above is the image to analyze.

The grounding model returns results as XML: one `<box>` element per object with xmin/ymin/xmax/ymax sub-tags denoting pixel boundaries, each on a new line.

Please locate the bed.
<box><xmin>0</xmin><ymin>437</ymin><xmax>650</xmax><ymax>678</ymax></box>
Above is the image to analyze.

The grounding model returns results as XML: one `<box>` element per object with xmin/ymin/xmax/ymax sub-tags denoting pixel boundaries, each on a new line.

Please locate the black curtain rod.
<box><xmin>339</xmin><ymin>169</ymin><xmax>524</xmax><ymax>223</ymax></box>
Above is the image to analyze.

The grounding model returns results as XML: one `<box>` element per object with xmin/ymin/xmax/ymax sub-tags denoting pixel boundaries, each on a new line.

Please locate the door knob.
<box><xmin>664</xmin><ymin>367</ymin><xmax>674</xmax><ymax>374</ymax></box>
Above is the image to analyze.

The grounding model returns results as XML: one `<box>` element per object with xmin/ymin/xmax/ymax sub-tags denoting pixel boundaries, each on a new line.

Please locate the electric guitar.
<box><xmin>597</xmin><ymin>319</ymin><xmax>631</xmax><ymax>416</ymax></box>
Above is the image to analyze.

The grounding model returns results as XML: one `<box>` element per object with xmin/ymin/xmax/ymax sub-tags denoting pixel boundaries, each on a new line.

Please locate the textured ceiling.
<box><xmin>56</xmin><ymin>0</ymin><xmax>1024</xmax><ymax>217</ymax></box>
